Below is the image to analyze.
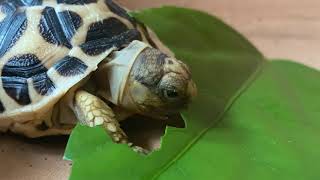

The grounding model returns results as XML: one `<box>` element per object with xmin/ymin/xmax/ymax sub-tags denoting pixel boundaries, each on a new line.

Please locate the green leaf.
<box><xmin>163</xmin><ymin>60</ymin><xmax>320</xmax><ymax>180</ymax></box>
<box><xmin>64</xmin><ymin>6</ymin><xmax>320</xmax><ymax>180</ymax></box>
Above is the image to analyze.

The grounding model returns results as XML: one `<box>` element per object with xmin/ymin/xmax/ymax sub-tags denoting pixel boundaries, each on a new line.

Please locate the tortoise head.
<box><xmin>121</xmin><ymin>42</ymin><xmax>197</xmax><ymax>119</ymax></box>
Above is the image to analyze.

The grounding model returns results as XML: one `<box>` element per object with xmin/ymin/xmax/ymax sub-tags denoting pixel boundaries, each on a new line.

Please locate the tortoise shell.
<box><xmin>0</xmin><ymin>0</ymin><xmax>158</xmax><ymax>121</ymax></box>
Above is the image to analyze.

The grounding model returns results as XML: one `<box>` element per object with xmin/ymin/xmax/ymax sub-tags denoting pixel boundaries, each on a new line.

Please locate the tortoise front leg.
<box><xmin>74</xmin><ymin>91</ymin><xmax>148</xmax><ymax>154</ymax></box>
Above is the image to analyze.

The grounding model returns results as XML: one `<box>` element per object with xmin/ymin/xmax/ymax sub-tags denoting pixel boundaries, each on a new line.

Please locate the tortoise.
<box><xmin>0</xmin><ymin>0</ymin><xmax>197</xmax><ymax>152</ymax></box>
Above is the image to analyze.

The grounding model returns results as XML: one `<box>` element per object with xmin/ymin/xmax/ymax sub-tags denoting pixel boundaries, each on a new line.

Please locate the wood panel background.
<box><xmin>120</xmin><ymin>0</ymin><xmax>320</xmax><ymax>68</ymax></box>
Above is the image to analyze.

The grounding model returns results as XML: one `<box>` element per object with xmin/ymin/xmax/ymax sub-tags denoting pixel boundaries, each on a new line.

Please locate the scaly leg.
<box><xmin>74</xmin><ymin>91</ymin><xmax>148</xmax><ymax>154</ymax></box>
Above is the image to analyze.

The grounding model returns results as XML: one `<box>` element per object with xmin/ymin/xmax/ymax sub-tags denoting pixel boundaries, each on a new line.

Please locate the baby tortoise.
<box><xmin>0</xmin><ymin>0</ymin><xmax>197</xmax><ymax>153</ymax></box>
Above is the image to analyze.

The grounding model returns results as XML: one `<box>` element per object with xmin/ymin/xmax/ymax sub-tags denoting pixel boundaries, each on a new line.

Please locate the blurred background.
<box><xmin>1</xmin><ymin>0</ymin><xmax>319</xmax><ymax>179</ymax></box>
<box><xmin>119</xmin><ymin>0</ymin><xmax>320</xmax><ymax>69</ymax></box>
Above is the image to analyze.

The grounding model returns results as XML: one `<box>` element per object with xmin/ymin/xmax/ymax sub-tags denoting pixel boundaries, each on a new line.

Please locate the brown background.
<box><xmin>1</xmin><ymin>0</ymin><xmax>319</xmax><ymax>179</ymax></box>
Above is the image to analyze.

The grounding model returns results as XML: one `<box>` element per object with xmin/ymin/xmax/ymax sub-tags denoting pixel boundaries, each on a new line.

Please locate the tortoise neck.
<box><xmin>95</xmin><ymin>41</ymin><xmax>150</xmax><ymax>106</ymax></box>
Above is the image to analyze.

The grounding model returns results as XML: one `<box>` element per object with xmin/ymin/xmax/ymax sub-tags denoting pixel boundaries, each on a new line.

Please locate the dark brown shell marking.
<box><xmin>1</xmin><ymin>54</ymin><xmax>55</xmax><ymax>105</ymax></box>
<box><xmin>7</xmin><ymin>0</ymin><xmax>43</xmax><ymax>7</ymax></box>
<box><xmin>39</xmin><ymin>7</ymin><xmax>83</xmax><ymax>49</ymax></box>
<box><xmin>81</xmin><ymin>29</ymin><xmax>142</xmax><ymax>56</ymax></box>
<box><xmin>0</xmin><ymin>2</ymin><xmax>28</xmax><ymax>58</ymax></box>
<box><xmin>85</xmin><ymin>17</ymin><xmax>129</xmax><ymax>42</ymax></box>
<box><xmin>53</xmin><ymin>56</ymin><xmax>88</xmax><ymax>76</ymax></box>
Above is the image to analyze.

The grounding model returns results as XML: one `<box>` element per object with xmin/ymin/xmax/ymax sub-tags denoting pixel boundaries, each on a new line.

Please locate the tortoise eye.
<box><xmin>164</xmin><ymin>89</ymin><xmax>179</xmax><ymax>99</ymax></box>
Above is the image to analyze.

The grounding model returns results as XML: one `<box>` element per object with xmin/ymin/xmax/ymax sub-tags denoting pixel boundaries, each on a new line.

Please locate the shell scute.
<box><xmin>1</xmin><ymin>54</ymin><xmax>55</xmax><ymax>105</ymax></box>
<box><xmin>5</xmin><ymin>0</ymin><xmax>43</xmax><ymax>7</ymax></box>
<box><xmin>53</xmin><ymin>56</ymin><xmax>88</xmax><ymax>77</ymax></box>
<box><xmin>39</xmin><ymin>7</ymin><xmax>73</xmax><ymax>49</ymax></box>
<box><xmin>104</xmin><ymin>0</ymin><xmax>136</xmax><ymax>25</ymax></box>
<box><xmin>33</xmin><ymin>72</ymin><xmax>56</xmax><ymax>96</ymax></box>
<box><xmin>85</xmin><ymin>17</ymin><xmax>129</xmax><ymax>42</ymax></box>
<box><xmin>2</xmin><ymin>76</ymin><xmax>31</xmax><ymax>105</ymax></box>
<box><xmin>0</xmin><ymin>2</ymin><xmax>28</xmax><ymax>58</ymax></box>
<box><xmin>81</xmin><ymin>29</ymin><xmax>142</xmax><ymax>56</ymax></box>
<box><xmin>58</xmin><ymin>10</ymin><xmax>83</xmax><ymax>40</ymax></box>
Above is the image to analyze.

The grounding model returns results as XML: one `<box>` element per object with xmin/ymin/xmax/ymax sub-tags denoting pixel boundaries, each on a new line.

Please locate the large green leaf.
<box><xmin>64</xmin><ymin>6</ymin><xmax>320</xmax><ymax>180</ymax></box>
<box><xmin>158</xmin><ymin>60</ymin><xmax>320</xmax><ymax>179</ymax></box>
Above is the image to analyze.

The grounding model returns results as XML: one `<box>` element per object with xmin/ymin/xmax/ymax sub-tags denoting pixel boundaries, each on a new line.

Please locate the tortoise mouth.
<box><xmin>120</xmin><ymin>113</ymin><xmax>185</xmax><ymax>152</ymax></box>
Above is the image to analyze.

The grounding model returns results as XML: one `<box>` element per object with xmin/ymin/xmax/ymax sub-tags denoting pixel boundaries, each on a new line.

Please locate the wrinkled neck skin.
<box><xmin>94</xmin><ymin>40</ymin><xmax>149</xmax><ymax>113</ymax></box>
